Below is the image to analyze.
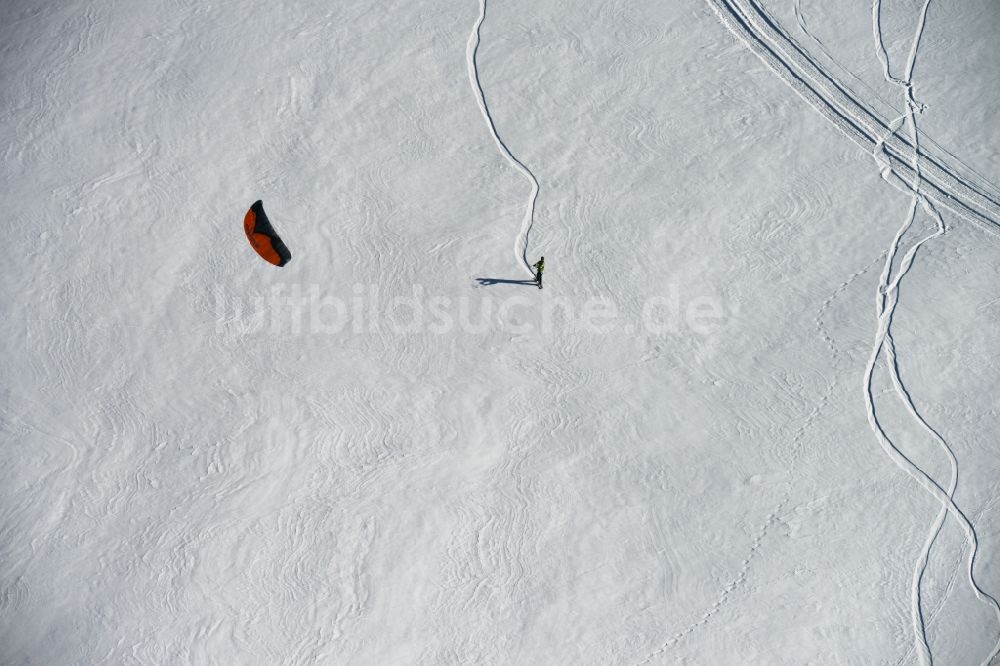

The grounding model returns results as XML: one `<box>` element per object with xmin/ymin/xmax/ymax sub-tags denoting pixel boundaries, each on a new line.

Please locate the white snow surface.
<box><xmin>3</xmin><ymin>0</ymin><xmax>1000</xmax><ymax>664</ymax></box>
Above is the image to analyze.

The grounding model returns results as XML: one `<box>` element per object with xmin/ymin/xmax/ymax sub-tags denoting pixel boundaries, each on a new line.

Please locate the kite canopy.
<box><xmin>244</xmin><ymin>200</ymin><xmax>291</xmax><ymax>267</ymax></box>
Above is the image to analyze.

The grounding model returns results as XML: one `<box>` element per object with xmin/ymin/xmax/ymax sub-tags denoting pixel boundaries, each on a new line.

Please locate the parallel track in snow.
<box><xmin>705</xmin><ymin>0</ymin><xmax>1000</xmax><ymax>239</ymax></box>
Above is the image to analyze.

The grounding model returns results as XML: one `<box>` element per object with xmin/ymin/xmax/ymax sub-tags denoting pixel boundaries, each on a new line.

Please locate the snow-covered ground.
<box><xmin>2</xmin><ymin>0</ymin><xmax>1000</xmax><ymax>663</ymax></box>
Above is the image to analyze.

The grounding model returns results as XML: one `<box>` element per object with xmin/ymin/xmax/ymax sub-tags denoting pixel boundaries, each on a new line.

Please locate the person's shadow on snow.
<box><xmin>475</xmin><ymin>277</ymin><xmax>537</xmax><ymax>287</ymax></box>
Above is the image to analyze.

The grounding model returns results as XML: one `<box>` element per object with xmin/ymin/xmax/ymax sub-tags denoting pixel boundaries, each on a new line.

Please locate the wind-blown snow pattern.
<box><xmin>3</xmin><ymin>0</ymin><xmax>1000</xmax><ymax>663</ymax></box>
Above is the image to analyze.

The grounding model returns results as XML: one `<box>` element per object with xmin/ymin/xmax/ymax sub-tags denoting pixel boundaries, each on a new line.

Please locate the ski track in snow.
<box><xmin>893</xmin><ymin>493</ymin><xmax>1000</xmax><ymax>666</ymax></box>
<box><xmin>707</xmin><ymin>0</ymin><xmax>1000</xmax><ymax>663</ymax></box>
<box><xmin>466</xmin><ymin>0</ymin><xmax>541</xmax><ymax>275</ymax></box>
<box><xmin>862</xmin><ymin>212</ymin><xmax>1000</xmax><ymax>666</ymax></box>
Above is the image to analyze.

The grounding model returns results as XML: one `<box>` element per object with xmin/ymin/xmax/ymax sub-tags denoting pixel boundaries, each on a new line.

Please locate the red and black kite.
<box><xmin>244</xmin><ymin>200</ymin><xmax>291</xmax><ymax>267</ymax></box>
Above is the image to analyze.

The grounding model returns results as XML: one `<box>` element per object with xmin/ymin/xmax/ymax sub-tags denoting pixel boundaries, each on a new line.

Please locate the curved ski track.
<box><xmin>862</xmin><ymin>199</ymin><xmax>1000</xmax><ymax>666</ymax></box>
<box><xmin>466</xmin><ymin>0</ymin><xmax>541</xmax><ymax>275</ymax></box>
<box><xmin>869</xmin><ymin>4</ymin><xmax>949</xmax><ymax>663</ymax></box>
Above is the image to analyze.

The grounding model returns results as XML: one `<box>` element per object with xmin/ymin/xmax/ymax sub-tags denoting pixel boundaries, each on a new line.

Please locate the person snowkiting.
<box><xmin>533</xmin><ymin>257</ymin><xmax>544</xmax><ymax>289</ymax></box>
